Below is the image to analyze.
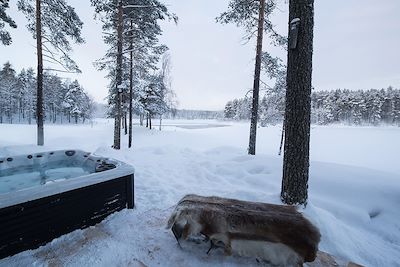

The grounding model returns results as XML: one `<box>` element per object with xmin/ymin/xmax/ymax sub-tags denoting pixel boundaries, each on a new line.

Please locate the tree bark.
<box><xmin>113</xmin><ymin>0</ymin><xmax>123</xmax><ymax>149</ymax></box>
<box><xmin>36</xmin><ymin>0</ymin><xmax>44</xmax><ymax>145</ymax></box>
<box><xmin>149</xmin><ymin>114</ymin><xmax>152</xmax><ymax>129</ymax></box>
<box><xmin>281</xmin><ymin>0</ymin><xmax>314</xmax><ymax>206</ymax></box>
<box><xmin>28</xmin><ymin>106</ymin><xmax>31</xmax><ymax>124</ymax></box>
<box><xmin>248</xmin><ymin>0</ymin><xmax>265</xmax><ymax>155</ymax></box>
<box><xmin>278</xmin><ymin>119</ymin><xmax>285</xmax><ymax>156</ymax></box>
<box><xmin>128</xmin><ymin>20</ymin><xmax>133</xmax><ymax>148</ymax></box>
<box><xmin>19</xmin><ymin>99</ymin><xmax>22</xmax><ymax>123</ymax></box>
<box><xmin>124</xmin><ymin>112</ymin><xmax>127</xmax><ymax>135</ymax></box>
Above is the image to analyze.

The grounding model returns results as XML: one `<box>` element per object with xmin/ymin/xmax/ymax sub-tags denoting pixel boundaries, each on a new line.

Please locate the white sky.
<box><xmin>1</xmin><ymin>0</ymin><xmax>399</xmax><ymax>110</ymax></box>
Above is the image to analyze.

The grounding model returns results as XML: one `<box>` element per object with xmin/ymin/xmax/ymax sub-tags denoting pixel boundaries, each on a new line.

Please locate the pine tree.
<box><xmin>231</xmin><ymin>99</ymin><xmax>239</xmax><ymax>120</ymax></box>
<box><xmin>369</xmin><ymin>90</ymin><xmax>383</xmax><ymax>125</ymax></box>
<box><xmin>381</xmin><ymin>87</ymin><xmax>393</xmax><ymax>123</ymax></box>
<box><xmin>0</xmin><ymin>61</ymin><xmax>95</xmax><ymax>124</ymax></box>
<box><xmin>0</xmin><ymin>0</ymin><xmax>17</xmax><ymax>45</ymax></box>
<box><xmin>18</xmin><ymin>0</ymin><xmax>84</xmax><ymax>145</ymax></box>
<box><xmin>43</xmin><ymin>73</ymin><xmax>62</xmax><ymax>123</ymax></box>
<box><xmin>218</xmin><ymin>0</ymin><xmax>286</xmax><ymax>155</ymax></box>
<box><xmin>281</xmin><ymin>0</ymin><xmax>314</xmax><ymax>206</ymax></box>
<box><xmin>248</xmin><ymin>0</ymin><xmax>265</xmax><ymax>155</ymax></box>
<box><xmin>0</xmin><ymin>62</ymin><xmax>17</xmax><ymax>123</ymax></box>
<box><xmin>392</xmin><ymin>90</ymin><xmax>400</xmax><ymax>126</ymax></box>
<box><xmin>92</xmin><ymin>0</ymin><xmax>176</xmax><ymax>148</ymax></box>
<box><xmin>259</xmin><ymin>52</ymin><xmax>286</xmax><ymax>126</ymax></box>
<box><xmin>17</xmin><ymin>68</ymin><xmax>36</xmax><ymax>124</ymax></box>
<box><xmin>63</xmin><ymin>80</ymin><xmax>81</xmax><ymax>124</ymax></box>
<box><xmin>224</xmin><ymin>101</ymin><xmax>235</xmax><ymax>119</ymax></box>
<box><xmin>226</xmin><ymin>88</ymin><xmax>400</xmax><ymax>126</ymax></box>
<box><xmin>25</xmin><ymin>68</ymin><xmax>37</xmax><ymax>124</ymax></box>
<box><xmin>350</xmin><ymin>92</ymin><xmax>364</xmax><ymax>125</ymax></box>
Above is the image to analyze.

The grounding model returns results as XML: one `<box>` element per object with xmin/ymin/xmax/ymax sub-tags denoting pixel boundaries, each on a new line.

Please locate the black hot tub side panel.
<box><xmin>0</xmin><ymin>174</ymin><xmax>134</xmax><ymax>259</ymax></box>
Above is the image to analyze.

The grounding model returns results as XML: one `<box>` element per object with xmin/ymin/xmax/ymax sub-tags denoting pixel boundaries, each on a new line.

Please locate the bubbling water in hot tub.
<box><xmin>0</xmin><ymin>150</ymin><xmax>115</xmax><ymax>194</ymax></box>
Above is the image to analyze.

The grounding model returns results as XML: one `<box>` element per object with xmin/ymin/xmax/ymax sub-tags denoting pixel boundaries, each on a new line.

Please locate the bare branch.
<box><xmin>43</xmin><ymin>68</ymin><xmax>80</xmax><ymax>74</ymax></box>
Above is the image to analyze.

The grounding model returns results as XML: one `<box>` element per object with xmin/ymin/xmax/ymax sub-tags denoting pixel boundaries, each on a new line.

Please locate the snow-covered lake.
<box><xmin>0</xmin><ymin>119</ymin><xmax>399</xmax><ymax>266</ymax></box>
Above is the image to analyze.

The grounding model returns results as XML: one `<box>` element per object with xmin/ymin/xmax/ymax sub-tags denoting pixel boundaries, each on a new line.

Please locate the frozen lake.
<box><xmin>0</xmin><ymin>119</ymin><xmax>399</xmax><ymax>267</ymax></box>
<box><xmin>1</xmin><ymin>119</ymin><xmax>399</xmax><ymax>175</ymax></box>
<box><xmin>163</xmin><ymin>123</ymin><xmax>230</xmax><ymax>129</ymax></box>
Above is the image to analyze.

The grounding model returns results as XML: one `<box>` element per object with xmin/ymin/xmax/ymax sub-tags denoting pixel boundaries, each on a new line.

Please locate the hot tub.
<box><xmin>0</xmin><ymin>150</ymin><xmax>134</xmax><ymax>259</ymax></box>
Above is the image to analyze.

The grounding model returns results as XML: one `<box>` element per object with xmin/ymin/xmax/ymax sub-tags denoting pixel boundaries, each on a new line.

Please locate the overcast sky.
<box><xmin>1</xmin><ymin>0</ymin><xmax>399</xmax><ymax>110</ymax></box>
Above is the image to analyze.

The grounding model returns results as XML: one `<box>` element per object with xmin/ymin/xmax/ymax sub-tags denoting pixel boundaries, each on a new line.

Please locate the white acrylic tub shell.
<box><xmin>0</xmin><ymin>150</ymin><xmax>135</xmax><ymax>209</ymax></box>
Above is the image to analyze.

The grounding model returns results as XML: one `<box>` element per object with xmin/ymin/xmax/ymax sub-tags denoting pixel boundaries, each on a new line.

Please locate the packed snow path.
<box><xmin>0</xmin><ymin>120</ymin><xmax>399</xmax><ymax>266</ymax></box>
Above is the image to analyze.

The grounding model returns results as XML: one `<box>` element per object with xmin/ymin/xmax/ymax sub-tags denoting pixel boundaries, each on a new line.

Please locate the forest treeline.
<box><xmin>224</xmin><ymin>87</ymin><xmax>400</xmax><ymax>126</ymax></box>
<box><xmin>0</xmin><ymin>62</ymin><xmax>95</xmax><ymax>124</ymax></box>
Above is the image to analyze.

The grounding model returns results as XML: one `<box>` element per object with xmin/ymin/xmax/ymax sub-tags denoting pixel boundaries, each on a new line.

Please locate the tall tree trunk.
<box><xmin>52</xmin><ymin>105</ymin><xmax>55</xmax><ymax>123</ymax></box>
<box><xmin>128</xmin><ymin>20</ymin><xmax>133</xmax><ymax>148</ymax></box>
<box><xmin>281</xmin><ymin>0</ymin><xmax>314</xmax><ymax>206</ymax></box>
<box><xmin>19</xmin><ymin>99</ymin><xmax>22</xmax><ymax>123</ymax></box>
<box><xmin>149</xmin><ymin>114</ymin><xmax>152</xmax><ymax>129</ymax></box>
<box><xmin>248</xmin><ymin>0</ymin><xmax>265</xmax><ymax>155</ymax></box>
<box><xmin>36</xmin><ymin>0</ymin><xmax>44</xmax><ymax>145</ymax></box>
<box><xmin>278</xmin><ymin>119</ymin><xmax>285</xmax><ymax>155</ymax></box>
<box><xmin>124</xmin><ymin>112</ymin><xmax>127</xmax><ymax>135</ymax></box>
<box><xmin>146</xmin><ymin>114</ymin><xmax>148</xmax><ymax>128</ymax></box>
<box><xmin>8</xmin><ymin>95</ymin><xmax>12</xmax><ymax>124</ymax></box>
<box><xmin>28</xmin><ymin>107</ymin><xmax>31</xmax><ymax>124</ymax></box>
<box><xmin>159</xmin><ymin>114</ymin><xmax>162</xmax><ymax>131</ymax></box>
<box><xmin>113</xmin><ymin>0</ymin><xmax>123</xmax><ymax>150</ymax></box>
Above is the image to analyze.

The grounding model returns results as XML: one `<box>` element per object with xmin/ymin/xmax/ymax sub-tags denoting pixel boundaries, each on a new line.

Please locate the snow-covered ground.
<box><xmin>0</xmin><ymin>120</ymin><xmax>399</xmax><ymax>267</ymax></box>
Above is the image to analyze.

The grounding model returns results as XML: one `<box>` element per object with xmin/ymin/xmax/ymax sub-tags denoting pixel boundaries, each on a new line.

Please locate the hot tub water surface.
<box><xmin>0</xmin><ymin>149</ymin><xmax>134</xmax><ymax>259</ymax></box>
<box><xmin>0</xmin><ymin>166</ymin><xmax>91</xmax><ymax>193</ymax></box>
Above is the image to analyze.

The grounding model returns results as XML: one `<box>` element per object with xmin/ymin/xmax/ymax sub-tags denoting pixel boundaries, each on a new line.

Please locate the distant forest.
<box><xmin>0</xmin><ymin>62</ymin><xmax>95</xmax><ymax>124</ymax></box>
<box><xmin>95</xmin><ymin>105</ymin><xmax>223</xmax><ymax>120</ymax></box>
<box><xmin>224</xmin><ymin>87</ymin><xmax>400</xmax><ymax>126</ymax></box>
